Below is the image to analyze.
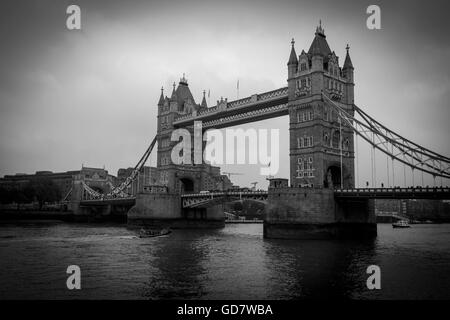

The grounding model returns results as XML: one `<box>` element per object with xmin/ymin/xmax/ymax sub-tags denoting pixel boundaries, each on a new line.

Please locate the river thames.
<box><xmin>0</xmin><ymin>222</ymin><xmax>450</xmax><ymax>299</ymax></box>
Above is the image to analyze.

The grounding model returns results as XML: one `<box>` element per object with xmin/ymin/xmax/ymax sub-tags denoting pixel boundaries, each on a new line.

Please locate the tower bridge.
<box><xmin>69</xmin><ymin>23</ymin><xmax>450</xmax><ymax>238</ymax></box>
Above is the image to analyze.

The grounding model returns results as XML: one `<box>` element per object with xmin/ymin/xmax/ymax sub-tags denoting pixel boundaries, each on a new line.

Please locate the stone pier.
<box><xmin>264</xmin><ymin>181</ymin><xmax>377</xmax><ymax>239</ymax></box>
<box><xmin>127</xmin><ymin>191</ymin><xmax>225</xmax><ymax>228</ymax></box>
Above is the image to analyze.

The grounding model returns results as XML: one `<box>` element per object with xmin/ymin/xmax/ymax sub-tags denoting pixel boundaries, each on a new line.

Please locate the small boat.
<box><xmin>139</xmin><ymin>228</ymin><xmax>171</xmax><ymax>238</ymax></box>
<box><xmin>392</xmin><ymin>220</ymin><xmax>410</xmax><ymax>228</ymax></box>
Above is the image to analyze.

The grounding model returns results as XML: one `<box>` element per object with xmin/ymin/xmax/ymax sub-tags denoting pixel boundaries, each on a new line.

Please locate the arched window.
<box><xmin>324</xmin><ymin>133</ymin><xmax>329</xmax><ymax>144</ymax></box>
<box><xmin>344</xmin><ymin>138</ymin><xmax>350</xmax><ymax>150</ymax></box>
<box><xmin>301</xmin><ymin>78</ymin><xmax>306</xmax><ymax>88</ymax></box>
<box><xmin>332</xmin><ymin>130</ymin><xmax>340</xmax><ymax>148</ymax></box>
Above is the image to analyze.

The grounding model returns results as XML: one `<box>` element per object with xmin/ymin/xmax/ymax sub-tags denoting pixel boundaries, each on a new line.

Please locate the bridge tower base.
<box><xmin>264</xmin><ymin>187</ymin><xmax>377</xmax><ymax>239</ymax></box>
<box><xmin>127</xmin><ymin>192</ymin><xmax>225</xmax><ymax>228</ymax></box>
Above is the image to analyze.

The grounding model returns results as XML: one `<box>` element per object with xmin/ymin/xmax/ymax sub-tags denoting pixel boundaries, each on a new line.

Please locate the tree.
<box><xmin>24</xmin><ymin>178</ymin><xmax>61</xmax><ymax>209</ymax></box>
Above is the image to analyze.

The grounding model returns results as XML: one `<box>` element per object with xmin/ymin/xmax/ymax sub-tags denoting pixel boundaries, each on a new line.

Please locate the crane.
<box><xmin>250</xmin><ymin>182</ymin><xmax>258</xmax><ymax>191</ymax></box>
<box><xmin>223</xmin><ymin>172</ymin><xmax>243</xmax><ymax>179</ymax></box>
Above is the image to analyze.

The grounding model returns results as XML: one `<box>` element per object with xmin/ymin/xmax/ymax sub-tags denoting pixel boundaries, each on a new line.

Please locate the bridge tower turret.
<box><xmin>287</xmin><ymin>22</ymin><xmax>355</xmax><ymax>189</ymax></box>
<box><xmin>287</xmin><ymin>38</ymin><xmax>298</xmax><ymax>79</ymax></box>
<box><xmin>343</xmin><ymin>44</ymin><xmax>354</xmax><ymax>104</ymax></box>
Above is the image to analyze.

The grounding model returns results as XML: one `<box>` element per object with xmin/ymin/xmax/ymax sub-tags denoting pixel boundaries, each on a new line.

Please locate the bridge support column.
<box><xmin>264</xmin><ymin>187</ymin><xmax>377</xmax><ymax>239</ymax></box>
<box><xmin>127</xmin><ymin>192</ymin><xmax>225</xmax><ymax>228</ymax></box>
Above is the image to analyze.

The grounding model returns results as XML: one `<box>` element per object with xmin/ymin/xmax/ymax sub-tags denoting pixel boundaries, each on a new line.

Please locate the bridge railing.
<box><xmin>181</xmin><ymin>190</ymin><xmax>268</xmax><ymax>198</ymax></box>
<box><xmin>173</xmin><ymin>87</ymin><xmax>288</xmax><ymax>124</ymax></box>
<box><xmin>335</xmin><ymin>187</ymin><xmax>450</xmax><ymax>193</ymax></box>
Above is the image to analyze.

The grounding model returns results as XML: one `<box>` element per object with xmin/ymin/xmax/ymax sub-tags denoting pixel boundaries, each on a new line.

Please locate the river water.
<box><xmin>0</xmin><ymin>222</ymin><xmax>449</xmax><ymax>299</ymax></box>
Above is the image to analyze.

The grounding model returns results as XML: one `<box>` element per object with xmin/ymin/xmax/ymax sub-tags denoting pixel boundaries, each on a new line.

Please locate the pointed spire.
<box><xmin>170</xmin><ymin>82</ymin><xmax>177</xmax><ymax>100</ymax></box>
<box><xmin>158</xmin><ymin>86</ymin><xmax>164</xmax><ymax>105</ymax></box>
<box><xmin>287</xmin><ymin>38</ymin><xmax>298</xmax><ymax>65</ymax></box>
<box><xmin>343</xmin><ymin>44</ymin><xmax>354</xmax><ymax>69</ymax></box>
<box><xmin>201</xmin><ymin>90</ymin><xmax>207</xmax><ymax>108</ymax></box>
<box><xmin>180</xmin><ymin>73</ymin><xmax>188</xmax><ymax>85</ymax></box>
<box><xmin>316</xmin><ymin>20</ymin><xmax>325</xmax><ymax>36</ymax></box>
<box><xmin>308</xmin><ymin>21</ymin><xmax>331</xmax><ymax>57</ymax></box>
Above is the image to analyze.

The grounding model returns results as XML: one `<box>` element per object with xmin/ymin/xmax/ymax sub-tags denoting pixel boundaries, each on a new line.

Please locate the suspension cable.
<box><xmin>321</xmin><ymin>93</ymin><xmax>450</xmax><ymax>179</ymax></box>
<box><xmin>386</xmin><ymin>154</ymin><xmax>390</xmax><ymax>187</ymax></box>
<box><xmin>355</xmin><ymin>133</ymin><xmax>359</xmax><ymax>188</ymax></box>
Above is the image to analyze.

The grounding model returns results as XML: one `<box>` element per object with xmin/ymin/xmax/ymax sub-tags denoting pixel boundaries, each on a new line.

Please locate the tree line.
<box><xmin>0</xmin><ymin>178</ymin><xmax>61</xmax><ymax>209</ymax></box>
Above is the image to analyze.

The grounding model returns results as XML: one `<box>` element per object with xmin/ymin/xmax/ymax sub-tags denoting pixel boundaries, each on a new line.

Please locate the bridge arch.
<box><xmin>324</xmin><ymin>162</ymin><xmax>352</xmax><ymax>189</ymax></box>
<box><xmin>179</xmin><ymin>177</ymin><xmax>195</xmax><ymax>193</ymax></box>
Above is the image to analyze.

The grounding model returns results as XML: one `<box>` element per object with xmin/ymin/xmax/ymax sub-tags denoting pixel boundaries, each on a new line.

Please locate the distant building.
<box><xmin>0</xmin><ymin>167</ymin><xmax>115</xmax><ymax>200</ymax></box>
<box><xmin>117</xmin><ymin>166</ymin><xmax>160</xmax><ymax>195</ymax></box>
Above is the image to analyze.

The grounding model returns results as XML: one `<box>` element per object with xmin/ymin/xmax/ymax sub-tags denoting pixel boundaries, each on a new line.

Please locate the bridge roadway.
<box><xmin>334</xmin><ymin>187</ymin><xmax>450</xmax><ymax>200</ymax></box>
<box><xmin>172</xmin><ymin>87</ymin><xmax>288</xmax><ymax>129</ymax></box>
<box><xmin>78</xmin><ymin>187</ymin><xmax>450</xmax><ymax>208</ymax></box>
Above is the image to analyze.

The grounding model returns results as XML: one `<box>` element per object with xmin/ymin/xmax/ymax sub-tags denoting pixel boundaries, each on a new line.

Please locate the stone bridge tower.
<box><xmin>287</xmin><ymin>23</ymin><xmax>355</xmax><ymax>189</ymax></box>
<box><xmin>156</xmin><ymin>76</ymin><xmax>232</xmax><ymax>194</ymax></box>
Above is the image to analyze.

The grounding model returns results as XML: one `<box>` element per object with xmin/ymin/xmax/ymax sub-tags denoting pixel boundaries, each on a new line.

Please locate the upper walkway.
<box><xmin>173</xmin><ymin>87</ymin><xmax>288</xmax><ymax>129</ymax></box>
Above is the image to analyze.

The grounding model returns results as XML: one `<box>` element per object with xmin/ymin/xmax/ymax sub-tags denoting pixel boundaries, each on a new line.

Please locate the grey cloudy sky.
<box><xmin>0</xmin><ymin>0</ymin><xmax>449</xmax><ymax>188</ymax></box>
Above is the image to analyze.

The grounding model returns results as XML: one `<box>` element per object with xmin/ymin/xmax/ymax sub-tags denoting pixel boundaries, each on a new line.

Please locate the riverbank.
<box><xmin>0</xmin><ymin>209</ymin><xmax>127</xmax><ymax>222</ymax></box>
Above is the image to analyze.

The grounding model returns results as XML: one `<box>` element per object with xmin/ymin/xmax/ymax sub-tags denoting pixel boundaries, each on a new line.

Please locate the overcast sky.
<box><xmin>0</xmin><ymin>0</ymin><xmax>449</xmax><ymax>188</ymax></box>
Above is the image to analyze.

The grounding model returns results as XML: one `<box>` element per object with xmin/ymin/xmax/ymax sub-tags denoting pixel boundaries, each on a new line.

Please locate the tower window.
<box><xmin>332</xmin><ymin>131</ymin><xmax>340</xmax><ymax>149</ymax></box>
<box><xmin>300</xmin><ymin>63</ymin><xmax>307</xmax><ymax>71</ymax></box>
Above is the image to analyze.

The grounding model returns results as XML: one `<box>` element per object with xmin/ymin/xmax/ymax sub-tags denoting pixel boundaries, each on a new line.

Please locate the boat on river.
<box><xmin>139</xmin><ymin>228</ymin><xmax>171</xmax><ymax>238</ymax></box>
<box><xmin>392</xmin><ymin>220</ymin><xmax>411</xmax><ymax>228</ymax></box>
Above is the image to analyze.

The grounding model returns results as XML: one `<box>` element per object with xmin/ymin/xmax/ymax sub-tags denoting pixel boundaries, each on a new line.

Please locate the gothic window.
<box><xmin>307</xmin><ymin>78</ymin><xmax>311</xmax><ymax>87</ymax></box>
<box><xmin>332</xmin><ymin>130</ymin><xmax>340</xmax><ymax>149</ymax></box>
<box><xmin>309</xmin><ymin>111</ymin><xmax>314</xmax><ymax>120</ymax></box>
<box><xmin>344</xmin><ymin>138</ymin><xmax>350</xmax><ymax>150</ymax></box>
<box><xmin>297</xmin><ymin>157</ymin><xmax>303</xmax><ymax>165</ymax></box>
<box><xmin>301</xmin><ymin>78</ymin><xmax>306</xmax><ymax>88</ymax></box>
<box><xmin>300</xmin><ymin>62</ymin><xmax>307</xmax><ymax>71</ymax></box>
<box><xmin>303</xmin><ymin>112</ymin><xmax>307</xmax><ymax>122</ymax></box>
<box><xmin>297</xmin><ymin>111</ymin><xmax>302</xmax><ymax>122</ymax></box>
<box><xmin>324</xmin><ymin>107</ymin><xmax>329</xmax><ymax>121</ymax></box>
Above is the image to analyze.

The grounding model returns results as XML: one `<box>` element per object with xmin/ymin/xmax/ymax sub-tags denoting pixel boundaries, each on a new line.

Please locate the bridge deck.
<box><xmin>173</xmin><ymin>87</ymin><xmax>288</xmax><ymax>129</ymax></box>
<box><xmin>80</xmin><ymin>197</ymin><xmax>136</xmax><ymax>206</ymax></box>
<box><xmin>334</xmin><ymin>187</ymin><xmax>450</xmax><ymax>200</ymax></box>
